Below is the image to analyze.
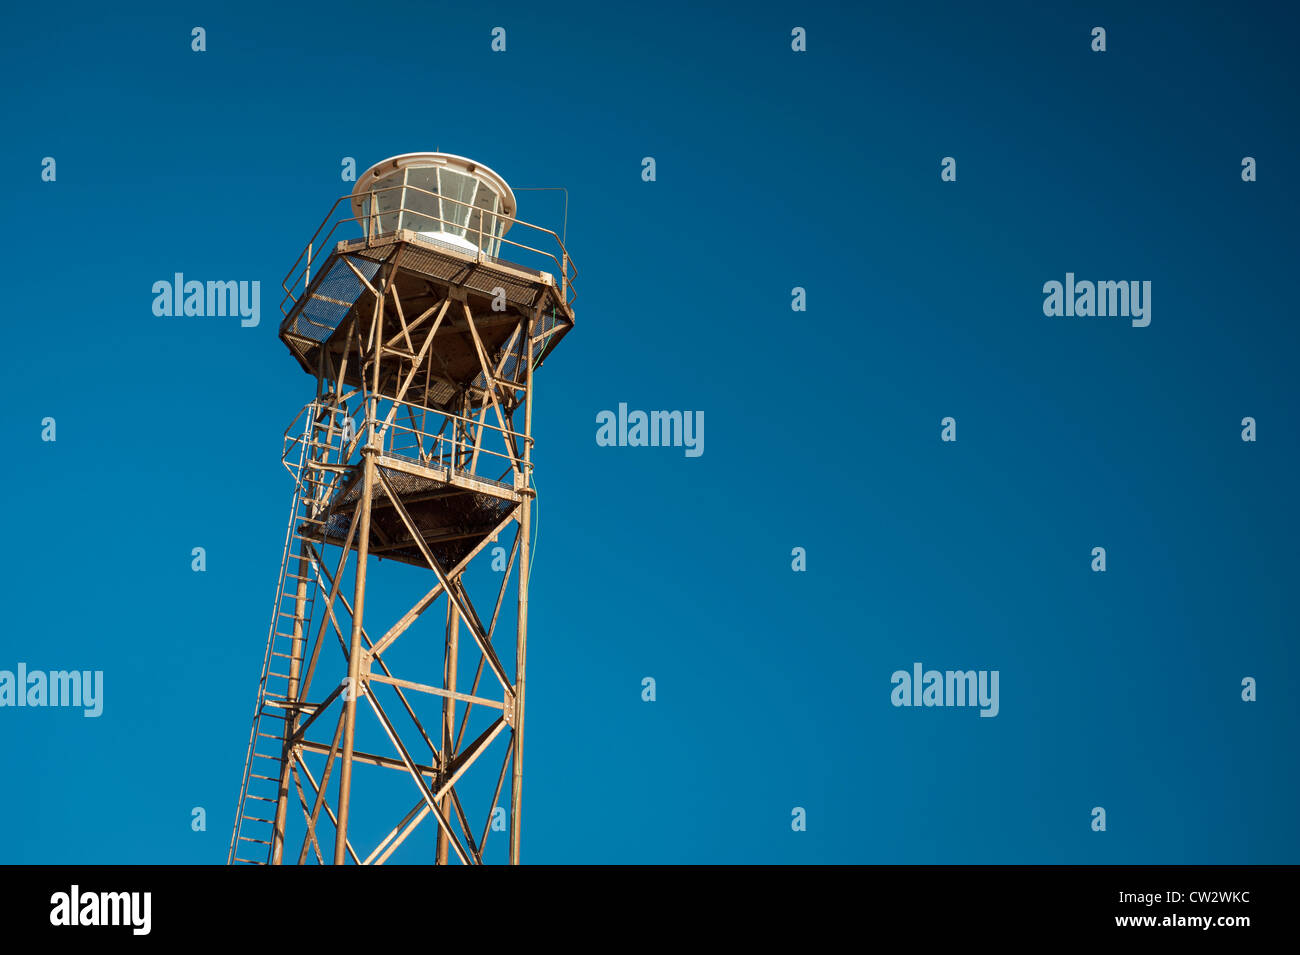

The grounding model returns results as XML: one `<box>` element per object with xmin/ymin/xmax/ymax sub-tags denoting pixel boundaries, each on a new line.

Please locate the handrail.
<box><xmin>375</xmin><ymin>394</ymin><xmax>531</xmax><ymax>445</ymax></box>
<box><xmin>279</xmin><ymin>182</ymin><xmax>577</xmax><ymax>319</ymax></box>
<box><xmin>282</xmin><ymin>396</ymin><xmax>533</xmax><ymax>487</ymax></box>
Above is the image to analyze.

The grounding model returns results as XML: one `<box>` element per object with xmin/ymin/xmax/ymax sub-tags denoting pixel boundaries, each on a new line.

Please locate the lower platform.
<box><xmin>302</xmin><ymin>455</ymin><xmax>521</xmax><ymax>570</ymax></box>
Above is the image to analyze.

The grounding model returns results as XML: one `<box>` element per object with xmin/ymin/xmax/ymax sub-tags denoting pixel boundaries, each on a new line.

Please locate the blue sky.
<box><xmin>0</xmin><ymin>0</ymin><xmax>1297</xmax><ymax>863</ymax></box>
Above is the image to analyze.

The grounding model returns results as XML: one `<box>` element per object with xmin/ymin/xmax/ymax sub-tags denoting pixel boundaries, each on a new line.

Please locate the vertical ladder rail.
<box><xmin>228</xmin><ymin>403</ymin><xmax>348</xmax><ymax>864</ymax></box>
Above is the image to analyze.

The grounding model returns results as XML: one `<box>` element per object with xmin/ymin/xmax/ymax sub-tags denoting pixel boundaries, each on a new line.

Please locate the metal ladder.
<box><xmin>228</xmin><ymin>402</ymin><xmax>353</xmax><ymax>864</ymax></box>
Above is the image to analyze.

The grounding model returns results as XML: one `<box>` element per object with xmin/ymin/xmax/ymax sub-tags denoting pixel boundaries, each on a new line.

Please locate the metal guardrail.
<box><xmin>280</xmin><ymin>402</ymin><xmax>355</xmax><ymax>490</ymax></box>
<box><xmin>283</xmin><ymin>396</ymin><xmax>533</xmax><ymax>488</ymax></box>
<box><xmin>280</xmin><ymin>182</ymin><xmax>577</xmax><ymax>320</ymax></box>
<box><xmin>375</xmin><ymin>395</ymin><xmax>531</xmax><ymax>482</ymax></box>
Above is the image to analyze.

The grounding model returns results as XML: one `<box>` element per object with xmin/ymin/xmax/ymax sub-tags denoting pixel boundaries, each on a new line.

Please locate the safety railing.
<box><xmin>279</xmin><ymin>395</ymin><xmax>532</xmax><ymax>492</ymax></box>
<box><xmin>280</xmin><ymin>181</ymin><xmax>577</xmax><ymax>320</ymax></box>
<box><xmin>371</xmin><ymin>395</ymin><xmax>531</xmax><ymax>486</ymax></box>
<box><xmin>279</xmin><ymin>402</ymin><xmax>357</xmax><ymax>490</ymax></box>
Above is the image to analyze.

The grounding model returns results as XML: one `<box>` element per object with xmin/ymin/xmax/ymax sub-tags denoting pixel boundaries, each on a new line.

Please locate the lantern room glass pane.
<box><xmin>470</xmin><ymin>185</ymin><xmax>500</xmax><ymax>253</ymax></box>
<box><xmin>367</xmin><ymin>170</ymin><xmax>403</xmax><ymax>234</ymax></box>
<box><xmin>403</xmin><ymin>166</ymin><xmax>440</xmax><ymax>233</ymax></box>
<box><xmin>438</xmin><ymin>169</ymin><xmax>476</xmax><ymax>236</ymax></box>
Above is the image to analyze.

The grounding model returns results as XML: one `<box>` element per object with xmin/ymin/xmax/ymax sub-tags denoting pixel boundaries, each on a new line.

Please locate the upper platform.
<box><xmin>277</xmin><ymin>154</ymin><xmax>576</xmax><ymax>409</ymax></box>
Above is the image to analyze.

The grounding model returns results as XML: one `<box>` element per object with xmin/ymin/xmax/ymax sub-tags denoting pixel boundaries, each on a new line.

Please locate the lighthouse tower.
<box><xmin>228</xmin><ymin>152</ymin><xmax>575</xmax><ymax>865</ymax></box>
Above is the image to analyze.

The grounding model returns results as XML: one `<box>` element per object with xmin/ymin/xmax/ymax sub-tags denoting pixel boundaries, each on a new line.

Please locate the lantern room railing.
<box><xmin>279</xmin><ymin>181</ymin><xmax>577</xmax><ymax>319</ymax></box>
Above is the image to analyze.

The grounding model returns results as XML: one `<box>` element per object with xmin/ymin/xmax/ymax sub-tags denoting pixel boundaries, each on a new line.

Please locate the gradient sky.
<box><xmin>0</xmin><ymin>0</ymin><xmax>1297</xmax><ymax>863</ymax></box>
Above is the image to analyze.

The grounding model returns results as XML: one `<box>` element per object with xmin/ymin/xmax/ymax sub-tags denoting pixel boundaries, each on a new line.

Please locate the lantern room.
<box><xmin>349</xmin><ymin>152</ymin><xmax>517</xmax><ymax>257</ymax></box>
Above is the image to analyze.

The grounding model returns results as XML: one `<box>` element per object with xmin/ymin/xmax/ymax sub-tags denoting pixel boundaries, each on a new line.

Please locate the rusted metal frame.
<box><xmin>307</xmin><ymin>405</ymin><xmax>343</xmax><ymax>513</ymax></box>
<box><xmin>469</xmin><ymin>321</ymin><xmax>523</xmax><ymax>471</ymax></box>
<box><xmin>374</xmin><ymin>299</ymin><xmax>452</xmax><ymax>444</ymax></box>
<box><xmin>368</xmin><ymin>518</ymin><xmax>394</xmax><ymax>550</ymax></box>
<box><xmin>468</xmin><ymin>399</ymin><xmax>492</xmax><ymax>473</ymax></box>
<box><xmin>270</xmin><ymin>538</ymin><xmax>312</xmax><ymax>864</ymax></box>
<box><xmin>362</xmin><ymin>691</ymin><xmax>473</xmax><ymax>866</ymax></box>
<box><xmin>315</xmin><ymin>344</ymin><xmax>331</xmax><ymax>404</ymax></box>
<box><xmin>299</xmin><ymin>739</ymin><xmax>436</xmax><ymax>774</ymax></box>
<box><xmin>290</xmin><ymin>764</ymin><xmax>325</xmax><ymax>865</ymax></box>
<box><xmin>501</xmin><ymin>316</ymin><xmax>530</xmax><ymax>404</ymax></box>
<box><xmin>294</xmin><ymin>748</ymin><xmax>361</xmax><ymax>865</ymax></box>
<box><xmin>334</xmin><ymin>251</ymin><xmax>389</xmax><ymax>864</ymax></box>
<box><xmin>383</xmin><ymin>297</ymin><xmax>443</xmax><ymax>348</ymax></box>
<box><xmin>370</xmin><ymin>715</ymin><xmax>508</xmax><ymax>866</ymax></box>
<box><xmin>361</xmin><ymin>805</ymin><xmax>431</xmax><ymax>867</ymax></box>
<box><xmin>487</xmin><ymin>320</ymin><xmax>524</xmax><ymax>393</ymax></box>
<box><xmin>454</xmin><ymin>393</ymin><xmax>471</xmax><ymax>471</ymax></box>
<box><xmin>300</xmin><ymin>574</ymin><xmax>355</xmax><ymax>681</ymax></box>
<box><xmin>287</xmin><ymin>677</ymin><xmax>345</xmax><ymax>744</ymax></box>
<box><xmin>442</xmin><ymin>309</ymin><xmax>523</xmax><ymax>338</ymax></box>
<box><xmin>292</xmin><ymin>510</ymin><xmax>359</xmax><ymax>705</ymax></box>
<box><xmin>363</xmin><ymin>674</ymin><xmax>442</xmax><ymax>778</ymax></box>
<box><xmin>398</xmin><ymin>407</ymin><xmax>451</xmax><ymax>466</ymax></box>
<box><xmin>380</xmin><ymin>299</ymin><xmax>448</xmax><ymax>372</ymax></box>
<box><xmin>370</xmin><ymin>451</ymin><xmax>524</xmax><ymax>495</ymax></box>
<box><xmin>454</xmin><ymin>529</ymin><xmax>519</xmax><ymax>755</ymax></box>
<box><xmin>368</xmin><ymin>505</ymin><xmax>521</xmax><ymax>658</ymax></box>
<box><xmin>509</xmin><ymin>309</ymin><xmax>536</xmax><ymax>865</ymax></box>
<box><xmin>362</xmin><ymin>527</ymin><xmax>488</xmax><ymax>555</ymax></box>
<box><xmin>443</xmin><ymin>716</ymin><xmax>509</xmax><ymax>782</ymax></box>
<box><xmin>334</xmin><ymin>313</ymin><xmax>359</xmax><ymax>407</ymax></box>
<box><xmin>436</xmin><ymin>590</ymin><xmax>459</xmax><ymax>865</ymax></box>
<box><xmin>340</xmin><ymin>253</ymin><xmax>381</xmax><ymax>298</ymax></box>
<box><xmin>370</xmin><ymin>801</ymin><xmax>433</xmax><ymax>867</ymax></box>
<box><xmin>305</xmin><ymin>551</ymin><xmax>439</xmax><ymax>760</ymax></box>
<box><xmin>297</xmin><ymin>707</ymin><xmax>346</xmax><ymax>864</ymax></box>
<box><xmin>304</xmin><ymin>579</ymin><xmax>436</xmax><ymax>758</ymax></box>
<box><xmin>387</xmin><ymin>278</ymin><xmax>415</xmax><ymax>353</ymax></box>
<box><xmin>480</xmin><ymin>744</ymin><xmax>513</xmax><ymax>852</ymax></box>
<box><xmin>448</xmin><ymin>789</ymin><xmax>481</xmax><ymax>863</ymax></box>
<box><xmin>363</xmin><ymin>801</ymin><xmax>427</xmax><ymax>866</ymax></box>
<box><xmin>402</xmin><ymin>402</ymin><xmax>432</xmax><ymax>461</ymax></box>
<box><xmin>462</xmin><ymin>304</ymin><xmax>522</xmax><ymax>472</ymax></box>
<box><xmin>374</xmin><ymin>467</ymin><xmax>513</xmax><ymax>692</ymax></box>
<box><xmin>333</xmin><ymin>456</ymin><xmax>372</xmax><ymax>864</ymax></box>
<box><xmin>366</xmin><ymin>670</ymin><xmax>504</xmax><ymax>711</ymax></box>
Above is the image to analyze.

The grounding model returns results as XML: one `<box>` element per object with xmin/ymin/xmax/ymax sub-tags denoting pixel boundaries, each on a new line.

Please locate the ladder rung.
<box><xmin>242</xmin><ymin>815</ymin><xmax>274</xmax><ymax>825</ymax></box>
<box><xmin>247</xmin><ymin>795</ymin><xmax>276</xmax><ymax>803</ymax></box>
<box><xmin>250</xmin><ymin>773</ymin><xmax>278</xmax><ymax>782</ymax></box>
<box><xmin>238</xmin><ymin>835</ymin><xmax>272</xmax><ymax>846</ymax></box>
<box><xmin>233</xmin><ymin>857</ymin><xmax>265</xmax><ymax>865</ymax></box>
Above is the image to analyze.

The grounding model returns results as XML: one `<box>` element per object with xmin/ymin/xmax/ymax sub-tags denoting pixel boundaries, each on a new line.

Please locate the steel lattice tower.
<box><xmin>228</xmin><ymin>153</ymin><xmax>575</xmax><ymax>865</ymax></box>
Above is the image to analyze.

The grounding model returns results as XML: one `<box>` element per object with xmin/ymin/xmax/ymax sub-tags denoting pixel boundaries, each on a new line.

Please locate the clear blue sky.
<box><xmin>1</xmin><ymin>0</ymin><xmax>1297</xmax><ymax>863</ymax></box>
